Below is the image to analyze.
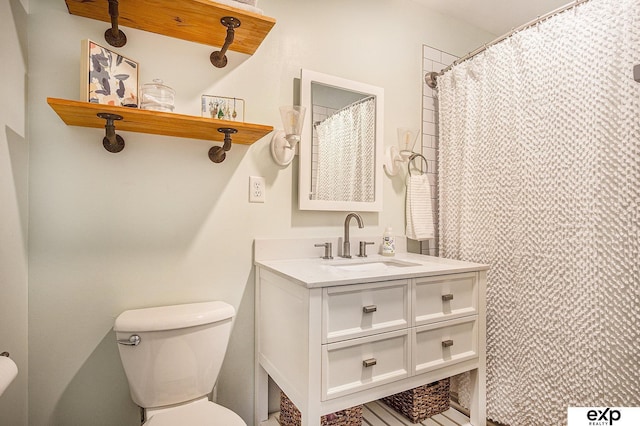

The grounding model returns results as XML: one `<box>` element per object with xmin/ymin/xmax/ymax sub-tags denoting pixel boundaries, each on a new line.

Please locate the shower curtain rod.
<box><xmin>425</xmin><ymin>0</ymin><xmax>591</xmax><ymax>88</ymax></box>
<box><xmin>345</xmin><ymin>95</ymin><xmax>376</xmax><ymax>109</ymax></box>
<box><xmin>313</xmin><ymin>95</ymin><xmax>375</xmax><ymax>127</ymax></box>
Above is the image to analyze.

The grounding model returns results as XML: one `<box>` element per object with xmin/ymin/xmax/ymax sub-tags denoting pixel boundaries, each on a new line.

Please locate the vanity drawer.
<box><xmin>322</xmin><ymin>329</ymin><xmax>410</xmax><ymax>400</ymax></box>
<box><xmin>322</xmin><ymin>280</ymin><xmax>410</xmax><ymax>344</ymax></box>
<box><xmin>412</xmin><ymin>316</ymin><xmax>478</xmax><ymax>375</ymax></box>
<box><xmin>413</xmin><ymin>272</ymin><xmax>477</xmax><ymax>326</ymax></box>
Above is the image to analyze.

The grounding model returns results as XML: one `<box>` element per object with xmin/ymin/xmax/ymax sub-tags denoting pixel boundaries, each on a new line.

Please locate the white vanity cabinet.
<box><xmin>412</xmin><ymin>273</ymin><xmax>480</xmax><ymax>376</ymax></box>
<box><xmin>254</xmin><ymin>239</ymin><xmax>487</xmax><ymax>426</ymax></box>
<box><xmin>323</xmin><ymin>279</ymin><xmax>411</xmax><ymax>344</ymax></box>
<box><xmin>322</xmin><ymin>279</ymin><xmax>411</xmax><ymax>400</ymax></box>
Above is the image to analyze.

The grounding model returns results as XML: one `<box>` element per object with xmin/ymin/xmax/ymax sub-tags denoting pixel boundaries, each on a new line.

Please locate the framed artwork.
<box><xmin>80</xmin><ymin>39</ymin><xmax>139</xmax><ymax>107</ymax></box>
<box><xmin>201</xmin><ymin>95</ymin><xmax>245</xmax><ymax>122</ymax></box>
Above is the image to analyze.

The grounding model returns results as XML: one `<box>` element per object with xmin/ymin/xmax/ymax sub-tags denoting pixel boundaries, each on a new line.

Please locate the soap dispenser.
<box><xmin>382</xmin><ymin>226</ymin><xmax>396</xmax><ymax>256</ymax></box>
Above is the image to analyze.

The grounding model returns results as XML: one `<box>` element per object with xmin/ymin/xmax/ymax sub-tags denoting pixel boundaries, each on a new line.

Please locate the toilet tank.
<box><xmin>114</xmin><ymin>301</ymin><xmax>235</xmax><ymax>408</ymax></box>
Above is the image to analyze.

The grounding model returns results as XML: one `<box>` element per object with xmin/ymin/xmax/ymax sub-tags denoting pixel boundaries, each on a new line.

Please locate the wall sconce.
<box><xmin>270</xmin><ymin>105</ymin><xmax>306</xmax><ymax>166</ymax></box>
<box><xmin>383</xmin><ymin>127</ymin><xmax>420</xmax><ymax>176</ymax></box>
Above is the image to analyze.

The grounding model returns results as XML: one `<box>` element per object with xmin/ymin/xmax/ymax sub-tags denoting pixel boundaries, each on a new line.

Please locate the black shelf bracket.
<box><xmin>210</xmin><ymin>17</ymin><xmax>241</xmax><ymax>68</ymax></box>
<box><xmin>104</xmin><ymin>0</ymin><xmax>127</xmax><ymax>47</ymax></box>
<box><xmin>208</xmin><ymin>128</ymin><xmax>238</xmax><ymax>163</ymax></box>
<box><xmin>97</xmin><ymin>112</ymin><xmax>125</xmax><ymax>153</ymax></box>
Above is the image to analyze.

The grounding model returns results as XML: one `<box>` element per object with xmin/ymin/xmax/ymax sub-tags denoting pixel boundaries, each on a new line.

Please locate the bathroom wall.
<box><xmin>0</xmin><ymin>0</ymin><xmax>29</xmax><ymax>425</ymax></box>
<box><xmin>419</xmin><ymin>45</ymin><xmax>457</xmax><ymax>256</ymax></box>
<box><xmin>26</xmin><ymin>0</ymin><xmax>495</xmax><ymax>424</ymax></box>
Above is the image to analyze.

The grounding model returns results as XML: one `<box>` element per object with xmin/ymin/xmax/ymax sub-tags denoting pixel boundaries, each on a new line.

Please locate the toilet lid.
<box><xmin>145</xmin><ymin>402</ymin><xmax>246</xmax><ymax>426</ymax></box>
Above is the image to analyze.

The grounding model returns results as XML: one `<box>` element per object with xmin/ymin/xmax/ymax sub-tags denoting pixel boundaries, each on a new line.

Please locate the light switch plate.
<box><xmin>249</xmin><ymin>176</ymin><xmax>266</xmax><ymax>203</ymax></box>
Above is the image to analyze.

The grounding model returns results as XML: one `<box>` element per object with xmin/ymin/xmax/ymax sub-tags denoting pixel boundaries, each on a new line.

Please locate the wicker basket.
<box><xmin>381</xmin><ymin>378</ymin><xmax>450</xmax><ymax>423</ymax></box>
<box><xmin>280</xmin><ymin>392</ymin><xmax>363</xmax><ymax>426</ymax></box>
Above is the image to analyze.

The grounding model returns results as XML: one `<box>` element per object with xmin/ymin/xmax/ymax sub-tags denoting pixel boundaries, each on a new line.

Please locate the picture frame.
<box><xmin>201</xmin><ymin>95</ymin><xmax>245</xmax><ymax>122</ymax></box>
<box><xmin>80</xmin><ymin>39</ymin><xmax>139</xmax><ymax>107</ymax></box>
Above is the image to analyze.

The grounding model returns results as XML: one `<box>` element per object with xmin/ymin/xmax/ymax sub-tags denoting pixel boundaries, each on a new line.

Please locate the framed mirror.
<box><xmin>298</xmin><ymin>69</ymin><xmax>384</xmax><ymax>212</ymax></box>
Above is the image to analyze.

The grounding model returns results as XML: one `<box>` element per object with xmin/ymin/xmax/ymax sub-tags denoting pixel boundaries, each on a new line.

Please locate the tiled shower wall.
<box><xmin>420</xmin><ymin>45</ymin><xmax>457</xmax><ymax>256</ymax></box>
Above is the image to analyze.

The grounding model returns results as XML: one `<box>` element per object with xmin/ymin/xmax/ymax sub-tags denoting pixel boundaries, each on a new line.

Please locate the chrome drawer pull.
<box><xmin>362</xmin><ymin>358</ymin><xmax>377</xmax><ymax>368</ymax></box>
<box><xmin>117</xmin><ymin>335</ymin><xmax>141</xmax><ymax>346</ymax></box>
<box><xmin>362</xmin><ymin>305</ymin><xmax>377</xmax><ymax>314</ymax></box>
<box><xmin>441</xmin><ymin>294</ymin><xmax>454</xmax><ymax>302</ymax></box>
<box><xmin>442</xmin><ymin>339</ymin><xmax>454</xmax><ymax>348</ymax></box>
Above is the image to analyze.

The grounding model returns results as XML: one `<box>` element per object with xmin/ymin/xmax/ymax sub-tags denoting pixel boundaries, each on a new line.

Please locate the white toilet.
<box><xmin>114</xmin><ymin>301</ymin><xmax>246</xmax><ymax>425</ymax></box>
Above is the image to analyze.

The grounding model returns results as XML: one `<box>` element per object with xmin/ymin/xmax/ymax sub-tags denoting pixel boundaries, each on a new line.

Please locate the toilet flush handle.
<box><xmin>117</xmin><ymin>335</ymin><xmax>141</xmax><ymax>346</ymax></box>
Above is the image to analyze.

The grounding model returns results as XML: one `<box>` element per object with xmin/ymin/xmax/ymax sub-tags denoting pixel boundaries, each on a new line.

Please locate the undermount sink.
<box><xmin>330</xmin><ymin>259</ymin><xmax>421</xmax><ymax>272</ymax></box>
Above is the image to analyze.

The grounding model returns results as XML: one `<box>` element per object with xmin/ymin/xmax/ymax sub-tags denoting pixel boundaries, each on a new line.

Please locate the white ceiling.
<box><xmin>414</xmin><ymin>0</ymin><xmax>572</xmax><ymax>36</ymax></box>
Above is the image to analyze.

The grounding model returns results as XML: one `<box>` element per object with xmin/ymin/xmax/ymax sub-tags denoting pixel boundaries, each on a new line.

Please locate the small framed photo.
<box><xmin>80</xmin><ymin>39</ymin><xmax>139</xmax><ymax>107</ymax></box>
<box><xmin>201</xmin><ymin>95</ymin><xmax>245</xmax><ymax>122</ymax></box>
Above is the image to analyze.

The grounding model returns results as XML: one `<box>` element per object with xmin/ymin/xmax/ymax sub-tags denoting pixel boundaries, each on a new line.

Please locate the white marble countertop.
<box><xmin>255</xmin><ymin>251</ymin><xmax>489</xmax><ymax>288</ymax></box>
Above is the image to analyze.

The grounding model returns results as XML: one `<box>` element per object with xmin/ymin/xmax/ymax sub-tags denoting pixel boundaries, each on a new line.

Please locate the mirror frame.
<box><xmin>298</xmin><ymin>69</ymin><xmax>384</xmax><ymax>212</ymax></box>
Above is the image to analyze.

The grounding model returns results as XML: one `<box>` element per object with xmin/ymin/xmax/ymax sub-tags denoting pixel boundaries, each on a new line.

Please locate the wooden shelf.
<box><xmin>47</xmin><ymin>98</ymin><xmax>273</xmax><ymax>145</ymax></box>
<box><xmin>65</xmin><ymin>0</ymin><xmax>276</xmax><ymax>55</ymax></box>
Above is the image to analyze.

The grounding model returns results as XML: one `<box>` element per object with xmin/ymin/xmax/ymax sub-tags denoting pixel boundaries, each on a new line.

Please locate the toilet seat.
<box><xmin>145</xmin><ymin>401</ymin><xmax>246</xmax><ymax>426</ymax></box>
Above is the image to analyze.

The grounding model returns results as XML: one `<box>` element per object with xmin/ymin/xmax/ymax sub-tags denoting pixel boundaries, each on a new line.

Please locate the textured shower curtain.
<box><xmin>314</xmin><ymin>97</ymin><xmax>375</xmax><ymax>202</ymax></box>
<box><xmin>437</xmin><ymin>0</ymin><xmax>640</xmax><ymax>424</ymax></box>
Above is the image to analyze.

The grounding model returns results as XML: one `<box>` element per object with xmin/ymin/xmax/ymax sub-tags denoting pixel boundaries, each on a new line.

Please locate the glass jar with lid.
<box><xmin>139</xmin><ymin>79</ymin><xmax>175</xmax><ymax>112</ymax></box>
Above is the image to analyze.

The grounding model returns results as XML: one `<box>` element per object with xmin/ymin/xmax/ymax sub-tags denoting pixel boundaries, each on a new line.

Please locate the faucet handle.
<box><xmin>314</xmin><ymin>242</ymin><xmax>333</xmax><ymax>259</ymax></box>
<box><xmin>358</xmin><ymin>241</ymin><xmax>376</xmax><ymax>258</ymax></box>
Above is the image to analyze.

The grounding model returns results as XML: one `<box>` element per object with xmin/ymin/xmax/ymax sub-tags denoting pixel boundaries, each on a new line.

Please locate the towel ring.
<box><xmin>408</xmin><ymin>153</ymin><xmax>429</xmax><ymax>176</ymax></box>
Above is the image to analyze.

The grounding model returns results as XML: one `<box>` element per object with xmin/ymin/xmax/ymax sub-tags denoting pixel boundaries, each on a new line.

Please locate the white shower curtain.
<box><xmin>314</xmin><ymin>97</ymin><xmax>375</xmax><ymax>202</ymax></box>
<box><xmin>437</xmin><ymin>0</ymin><xmax>640</xmax><ymax>424</ymax></box>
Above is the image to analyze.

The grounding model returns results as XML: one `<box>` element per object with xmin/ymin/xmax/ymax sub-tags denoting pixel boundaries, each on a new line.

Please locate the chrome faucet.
<box><xmin>342</xmin><ymin>212</ymin><xmax>364</xmax><ymax>258</ymax></box>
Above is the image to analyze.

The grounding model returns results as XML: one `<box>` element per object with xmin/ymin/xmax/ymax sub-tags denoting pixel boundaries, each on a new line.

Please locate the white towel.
<box><xmin>233</xmin><ymin>0</ymin><xmax>258</xmax><ymax>5</ymax></box>
<box><xmin>405</xmin><ymin>174</ymin><xmax>434</xmax><ymax>241</ymax></box>
<box><xmin>214</xmin><ymin>0</ymin><xmax>263</xmax><ymax>14</ymax></box>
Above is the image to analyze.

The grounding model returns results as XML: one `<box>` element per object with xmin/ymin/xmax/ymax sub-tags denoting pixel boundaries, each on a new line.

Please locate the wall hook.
<box><xmin>210</xmin><ymin>17</ymin><xmax>241</xmax><ymax>68</ymax></box>
<box><xmin>97</xmin><ymin>113</ymin><xmax>125</xmax><ymax>153</ymax></box>
<box><xmin>208</xmin><ymin>127</ymin><xmax>238</xmax><ymax>163</ymax></box>
<box><xmin>104</xmin><ymin>0</ymin><xmax>127</xmax><ymax>47</ymax></box>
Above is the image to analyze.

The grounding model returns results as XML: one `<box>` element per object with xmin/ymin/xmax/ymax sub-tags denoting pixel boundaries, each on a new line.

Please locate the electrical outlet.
<box><xmin>249</xmin><ymin>176</ymin><xmax>266</xmax><ymax>203</ymax></box>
